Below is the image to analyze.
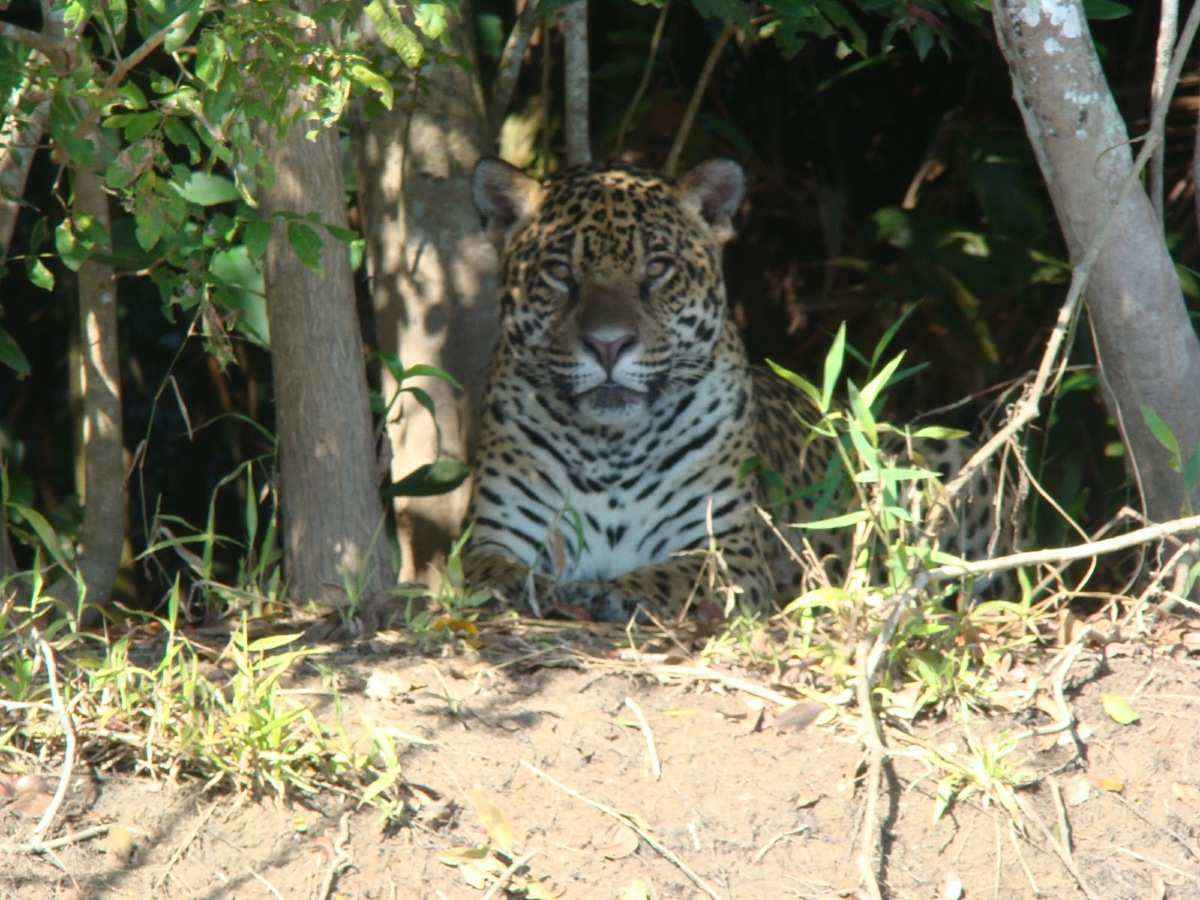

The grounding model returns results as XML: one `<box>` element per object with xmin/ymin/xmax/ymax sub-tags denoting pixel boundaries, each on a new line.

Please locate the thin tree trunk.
<box><xmin>0</xmin><ymin>84</ymin><xmax>49</xmax><ymax>260</ymax></box>
<box><xmin>258</xmin><ymin>80</ymin><xmax>395</xmax><ymax>617</ymax></box>
<box><xmin>39</xmin><ymin>154</ymin><xmax>126</xmax><ymax>613</ymax></box>
<box><xmin>30</xmin><ymin>2</ymin><xmax>126</xmax><ymax>612</ymax></box>
<box><xmin>353</xmin><ymin>4</ymin><xmax>495</xmax><ymax>583</ymax></box>
<box><xmin>994</xmin><ymin>0</ymin><xmax>1200</xmax><ymax>523</ymax></box>
<box><xmin>0</xmin><ymin>80</ymin><xmax>49</xmax><ymax>585</ymax></box>
<box><xmin>562</xmin><ymin>1</ymin><xmax>591</xmax><ymax>165</ymax></box>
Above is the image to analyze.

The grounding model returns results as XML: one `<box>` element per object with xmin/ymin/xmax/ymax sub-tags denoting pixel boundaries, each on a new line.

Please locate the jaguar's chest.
<box><xmin>489</xmin><ymin>370</ymin><xmax>754</xmax><ymax>582</ymax></box>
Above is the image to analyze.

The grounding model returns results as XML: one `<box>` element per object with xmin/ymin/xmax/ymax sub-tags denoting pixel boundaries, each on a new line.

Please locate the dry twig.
<box><xmin>153</xmin><ymin>802</ymin><xmax>219</xmax><ymax>891</ymax></box>
<box><xmin>32</xmin><ymin>634</ymin><xmax>74</xmax><ymax>843</ymax></box>
<box><xmin>3</xmin><ymin>824</ymin><xmax>112</xmax><ymax>855</ymax></box>
<box><xmin>314</xmin><ymin>812</ymin><xmax>353</xmax><ymax>900</ymax></box>
<box><xmin>623</xmin><ymin>697</ymin><xmax>662</xmax><ymax>780</ymax></box>
<box><xmin>481</xmin><ymin>849</ymin><xmax>539</xmax><ymax>900</ymax></box>
<box><xmin>614</xmin><ymin>2</ymin><xmax>669</xmax><ymax>155</ymax></box>
<box><xmin>648</xmin><ymin>663</ymin><xmax>794</xmax><ymax>707</ymax></box>
<box><xmin>854</xmin><ymin>642</ymin><xmax>885</xmax><ymax>900</ymax></box>
<box><xmin>664</xmin><ymin>24</ymin><xmax>735</xmax><ymax>177</ymax></box>
<box><xmin>521</xmin><ymin>760</ymin><xmax>724</xmax><ymax>900</ymax></box>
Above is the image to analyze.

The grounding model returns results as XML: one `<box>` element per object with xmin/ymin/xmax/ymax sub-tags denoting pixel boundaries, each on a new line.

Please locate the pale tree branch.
<box><xmin>664</xmin><ymin>23</ymin><xmax>734</xmax><ymax>178</ymax></box>
<box><xmin>0</xmin><ymin>79</ymin><xmax>51</xmax><ymax>262</ymax></box>
<box><xmin>1150</xmin><ymin>0</ymin><xmax>1178</xmax><ymax>220</ymax></box>
<box><xmin>487</xmin><ymin>0</ymin><xmax>541</xmax><ymax>139</ymax></box>
<box><xmin>562</xmin><ymin>0</ymin><xmax>590</xmax><ymax>165</ymax></box>
<box><xmin>948</xmin><ymin>0</ymin><xmax>1200</xmax><ymax>536</ymax></box>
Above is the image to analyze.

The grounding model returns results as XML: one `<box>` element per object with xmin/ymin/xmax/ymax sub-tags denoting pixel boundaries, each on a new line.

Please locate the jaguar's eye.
<box><xmin>540</xmin><ymin>259</ymin><xmax>573</xmax><ymax>289</ymax></box>
<box><xmin>644</xmin><ymin>256</ymin><xmax>675</xmax><ymax>285</ymax></box>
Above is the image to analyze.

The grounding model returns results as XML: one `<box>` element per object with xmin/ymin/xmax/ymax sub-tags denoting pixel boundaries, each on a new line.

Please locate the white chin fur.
<box><xmin>578</xmin><ymin>386</ymin><xmax>647</xmax><ymax>426</ymax></box>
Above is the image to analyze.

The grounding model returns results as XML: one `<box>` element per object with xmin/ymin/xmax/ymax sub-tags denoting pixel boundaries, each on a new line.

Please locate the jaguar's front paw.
<box><xmin>556</xmin><ymin>580</ymin><xmax>639</xmax><ymax>623</ymax></box>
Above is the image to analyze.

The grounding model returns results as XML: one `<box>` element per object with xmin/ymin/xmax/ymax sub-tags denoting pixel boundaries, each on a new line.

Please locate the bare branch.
<box><xmin>0</xmin><ymin>21</ymin><xmax>66</xmax><ymax>62</ymax></box>
<box><xmin>31</xmin><ymin>635</ymin><xmax>75</xmax><ymax>842</ymax></box>
<box><xmin>664</xmin><ymin>23</ymin><xmax>734</xmax><ymax>178</ymax></box>
<box><xmin>0</xmin><ymin>80</ymin><xmax>51</xmax><ymax>262</ymax></box>
<box><xmin>932</xmin><ymin>0</ymin><xmax>1200</xmax><ymax>533</ymax></box>
<box><xmin>614</xmin><ymin>2</ymin><xmax>669</xmax><ymax>157</ymax></box>
<box><xmin>1150</xmin><ymin>0</ymin><xmax>1178</xmax><ymax>220</ymax></box>
<box><xmin>930</xmin><ymin>513</ymin><xmax>1200</xmax><ymax>581</ymax></box>
<box><xmin>562</xmin><ymin>1</ymin><xmax>590</xmax><ymax>165</ymax></box>
<box><xmin>487</xmin><ymin>0</ymin><xmax>541</xmax><ymax>139</ymax></box>
<box><xmin>103</xmin><ymin>6</ymin><xmax>201</xmax><ymax>91</ymax></box>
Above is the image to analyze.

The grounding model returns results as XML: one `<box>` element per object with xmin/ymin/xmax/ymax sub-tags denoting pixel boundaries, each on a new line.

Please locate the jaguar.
<box><xmin>462</xmin><ymin>157</ymin><xmax>1011</xmax><ymax>622</ymax></box>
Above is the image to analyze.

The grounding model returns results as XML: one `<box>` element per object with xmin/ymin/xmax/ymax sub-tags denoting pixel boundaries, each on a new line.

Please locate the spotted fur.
<box><xmin>463</xmin><ymin>158</ymin><xmax>1011</xmax><ymax>622</ymax></box>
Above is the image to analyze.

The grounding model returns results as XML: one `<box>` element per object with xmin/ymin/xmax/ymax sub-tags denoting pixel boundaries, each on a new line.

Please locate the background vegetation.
<box><xmin>1</xmin><ymin>0</ymin><xmax>1197</xmax><ymax>618</ymax></box>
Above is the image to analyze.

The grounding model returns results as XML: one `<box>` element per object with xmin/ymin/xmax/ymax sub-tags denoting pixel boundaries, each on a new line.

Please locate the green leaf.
<box><xmin>402</xmin><ymin>362</ymin><xmax>464</xmax><ymax>390</ymax></box>
<box><xmin>691</xmin><ymin>0</ymin><xmax>749</xmax><ymax>27</ymax></box>
<box><xmin>384</xmin><ymin>458</ymin><xmax>470</xmax><ymax>498</ymax></box>
<box><xmin>766</xmin><ymin>358</ymin><xmax>821</xmax><ymax>408</ymax></box>
<box><xmin>0</xmin><ymin>328</ymin><xmax>31</xmax><ymax>378</ymax></box>
<box><xmin>365</xmin><ymin>0</ymin><xmax>424</xmax><ymax>68</ymax></box>
<box><xmin>859</xmin><ymin>352</ymin><xmax>904</xmax><ymax>411</ymax></box>
<box><xmin>1141</xmin><ymin>405</ymin><xmax>1182</xmax><ymax>471</ymax></box>
<box><xmin>1184</xmin><ymin>443</ymin><xmax>1200</xmax><ymax>493</ymax></box>
<box><xmin>414</xmin><ymin>2</ymin><xmax>448</xmax><ymax>39</ymax></box>
<box><xmin>793</xmin><ymin>509</ymin><xmax>869</xmax><ymax>530</ymax></box>
<box><xmin>911</xmin><ymin>426</ymin><xmax>970</xmax><ymax>441</ymax></box>
<box><xmin>243</xmin><ymin>219</ymin><xmax>271</xmax><ymax>259</ymax></box>
<box><xmin>245</xmin><ymin>632</ymin><xmax>303</xmax><ymax>653</ymax></box>
<box><xmin>26</xmin><ymin>257</ymin><xmax>54</xmax><ymax>291</ymax></box>
<box><xmin>54</xmin><ymin>221</ymin><xmax>88</xmax><ymax>272</ymax></box>
<box><xmin>1082</xmin><ymin>0</ymin><xmax>1131</xmax><ymax>19</ymax></box>
<box><xmin>348</xmin><ymin>64</ymin><xmax>394</xmax><ymax>110</ymax></box>
<box><xmin>1101</xmin><ymin>693</ymin><xmax>1139</xmax><ymax>725</ymax></box>
<box><xmin>853</xmin><ymin>467</ymin><xmax>933</xmax><ymax>484</ymax></box>
<box><xmin>195</xmin><ymin>30</ymin><xmax>226</xmax><ymax>88</ymax></box>
<box><xmin>163</xmin><ymin>1</ymin><xmax>202</xmax><ymax>53</ymax></box>
<box><xmin>820</xmin><ymin>323</ymin><xmax>846</xmax><ymax>413</ymax></box>
<box><xmin>174</xmin><ymin>172</ymin><xmax>239</xmax><ymax>205</ymax></box>
<box><xmin>286</xmin><ymin>221</ymin><xmax>323</xmax><ymax>271</ymax></box>
<box><xmin>135</xmin><ymin>208</ymin><xmax>165</xmax><ymax>254</ymax></box>
<box><xmin>10</xmin><ymin>503</ymin><xmax>68</xmax><ymax>568</ymax></box>
<box><xmin>121</xmin><ymin>110</ymin><xmax>161</xmax><ymax>142</ymax></box>
<box><xmin>162</xmin><ymin>116</ymin><xmax>201</xmax><ymax>163</ymax></box>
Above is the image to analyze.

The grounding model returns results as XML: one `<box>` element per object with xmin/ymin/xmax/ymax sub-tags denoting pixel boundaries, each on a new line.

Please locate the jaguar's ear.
<box><xmin>677</xmin><ymin>158</ymin><xmax>744</xmax><ymax>244</ymax></box>
<box><xmin>472</xmin><ymin>157</ymin><xmax>542</xmax><ymax>240</ymax></box>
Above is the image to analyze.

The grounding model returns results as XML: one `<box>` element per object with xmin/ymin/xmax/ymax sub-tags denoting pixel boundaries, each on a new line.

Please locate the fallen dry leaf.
<box><xmin>101</xmin><ymin>825</ymin><xmax>135</xmax><ymax>863</ymax></box>
<box><xmin>11</xmin><ymin>790</ymin><xmax>52</xmax><ymax>818</ymax></box>
<box><xmin>1063</xmin><ymin>776</ymin><xmax>1091</xmax><ymax>806</ymax></box>
<box><xmin>14</xmin><ymin>773</ymin><xmax>49</xmax><ymax>795</ymax></box>
<box><xmin>592</xmin><ymin>822</ymin><xmax>640</xmax><ymax>860</ymax></box>
<box><xmin>468</xmin><ymin>787</ymin><xmax>514</xmax><ymax>854</ymax></box>
<box><xmin>1087</xmin><ymin>773</ymin><xmax>1125</xmax><ymax>794</ymax></box>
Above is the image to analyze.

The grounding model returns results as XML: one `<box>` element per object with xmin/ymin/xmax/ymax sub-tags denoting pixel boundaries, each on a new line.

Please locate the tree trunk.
<box><xmin>994</xmin><ymin>0</ymin><xmax>1200</xmax><ymax>522</ymax></box>
<box><xmin>0</xmin><ymin>79</ymin><xmax>49</xmax><ymax>585</ymax></box>
<box><xmin>353</xmin><ymin>4</ymin><xmax>496</xmax><ymax>583</ymax></box>
<box><xmin>562</xmin><ymin>1</ymin><xmax>591</xmax><ymax>165</ymax></box>
<box><xmin>258</xmin><ymin>94</ymin><xmax>395</xmax><ymax>616</ymax></box>
<box><xmin>42</xmin><ymin>158</ymin><xmax>126</xmax><ymax>613</ymax></box>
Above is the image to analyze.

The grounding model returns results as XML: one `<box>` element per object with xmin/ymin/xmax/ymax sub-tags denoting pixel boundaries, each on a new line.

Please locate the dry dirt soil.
<box><xmin>3</xmin><ymin>620</ymin><xmax>1199</xmax><ymax>899</ymax></box>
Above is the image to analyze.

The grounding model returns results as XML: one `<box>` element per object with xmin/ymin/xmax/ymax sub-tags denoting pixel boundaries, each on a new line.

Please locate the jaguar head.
<box><xmin>472</xmin><ymin>158</ymin><xmax>744</xmax><ymax>429</ymax></box>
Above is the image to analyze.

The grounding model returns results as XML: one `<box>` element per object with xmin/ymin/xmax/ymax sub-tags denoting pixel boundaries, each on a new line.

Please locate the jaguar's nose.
<box><xmin>581</xmin><ymin>331</ymin><xmax>637</xmax><ymax>372</ymax></box>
